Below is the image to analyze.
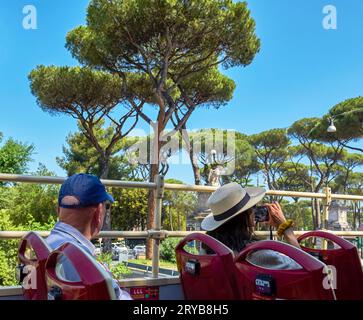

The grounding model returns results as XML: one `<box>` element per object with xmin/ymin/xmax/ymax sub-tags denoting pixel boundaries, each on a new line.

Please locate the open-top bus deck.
<box><xmin>0</xmin><ymin>173</ymin><xmax>362</xmax><ymax>300</ymax></box>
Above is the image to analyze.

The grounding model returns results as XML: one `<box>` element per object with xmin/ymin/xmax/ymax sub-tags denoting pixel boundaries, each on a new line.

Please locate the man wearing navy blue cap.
<box><xmin>46</xmin><ymin>173</ymin><xmax>132</xmax><ymax>300</ymax></box>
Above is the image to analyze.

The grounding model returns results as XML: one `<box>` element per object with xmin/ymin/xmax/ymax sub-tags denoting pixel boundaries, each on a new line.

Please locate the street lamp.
<box><xmin>327</xmin><ymin>118</ymin><xmax>337</xmax><ymax>133</ymax></box>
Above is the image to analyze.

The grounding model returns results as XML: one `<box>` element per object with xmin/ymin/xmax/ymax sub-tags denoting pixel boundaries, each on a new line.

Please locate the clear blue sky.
<box><xmin>1</xmin><ymin>0</ymin><xmax>363</xmax><ymax>183</ymax></box>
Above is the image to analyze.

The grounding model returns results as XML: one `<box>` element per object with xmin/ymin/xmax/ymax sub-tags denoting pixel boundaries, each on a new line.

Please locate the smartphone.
<box><xmin>253</xmin><ymin>206</ymin><xmax>269</xmax><ymax>222</ymax></box>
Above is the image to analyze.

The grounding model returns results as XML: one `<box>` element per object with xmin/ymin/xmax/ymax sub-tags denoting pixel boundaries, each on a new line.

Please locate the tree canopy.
<box><xmin>63</xmin><ymin>0</ymin><xmax>261</xmax><ymax>258</ymax></box>
<box><xmin>29</xmin><ymin>66</ymin><xmax>140</xmax><ymax>179</ymax></box>
<box><xmin>65</xmin><ymin>0</ymin><xmax>260</xmax><ymax>173</ymax></box>
<box><xmin>249</xmin><ymin>128</ymin><xmax>290</xmax><ymax>190</ymax></box>
<box><xmin>0</xmin><ymin>133</ymin><xmax>34</xmax><ymax>175</ymax></box>
<box><xmin>311</xmin><ymin>97</ymin><xmax>363</xmax><ymax>152</ymax></box>
<box><xmin>56</xmin><ymin>120</ymin><xmax>133</xmax><ymax>179</ymax></box>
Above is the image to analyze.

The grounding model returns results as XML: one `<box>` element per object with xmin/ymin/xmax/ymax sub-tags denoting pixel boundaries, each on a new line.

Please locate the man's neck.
<box><xmin>59</xmin><ymin>220</ymin><xmax>92</xmax><ymax>240</ymax></box>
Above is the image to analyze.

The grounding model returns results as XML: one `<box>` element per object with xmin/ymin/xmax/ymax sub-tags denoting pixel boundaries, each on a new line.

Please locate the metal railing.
<box><xmin>1</xmin><ymin>172</ymin><xmax>363</xmax><ymax>278</ymax></box>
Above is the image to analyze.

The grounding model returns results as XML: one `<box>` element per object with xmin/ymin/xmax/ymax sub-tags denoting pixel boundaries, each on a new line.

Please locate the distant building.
<box><xmin>328</xmin><ymin>201</ymin><xmax>351</xmax><ymax>231</ymax></box>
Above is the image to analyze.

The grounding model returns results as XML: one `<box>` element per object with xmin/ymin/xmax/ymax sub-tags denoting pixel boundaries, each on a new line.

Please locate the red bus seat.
<box><xmin>17</xmin><ymin>231</ymin><xmax>51</xmax><ymax>300</ymax></box>
<box><xmin>45</xmin><ymin>242</ymin><xmax>117</xmax><ymax>300</ymax></box>
<box><xmin>235</xmin><ymin>241</ymin><xmax>336</xmax><ymax>300</ymax></box>
<box><xmin>298</xmin><ymin>231</ymin><xmax>363</xmax><ymax>300</ymax></box>
<box><xmin>175</xmin><ymin>233</ymin><xmax>240</xmax><ymax>300</ymax></box>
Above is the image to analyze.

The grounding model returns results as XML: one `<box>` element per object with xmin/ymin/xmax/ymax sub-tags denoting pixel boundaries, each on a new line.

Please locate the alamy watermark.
<box><xmin>322</xmin><ymin>5</ymin><xmax>337</xmax><ymax>30</ymax></box>
<box><xmin>18</xmin><ymin>265</ymin><xmax>37</xmax><ymax>290</ymax></box>
<box><xmin>21</xmin><ymin>4</ymin><xmax>337</xmax><ymax>31</ymax></box>
<box><xmin>323</xmin><ymin>264</ymin><xmax>337</xmax><ymax>290</ymax></box>
<box><xmin>125</xmin><ymin>125</ymin><xmax>236</xmax><ymax>176</ymax></box>
<box><xmin>22</xmin><ymin>5</ymin><xmax>37</xmax><ymax>30</ymax></box>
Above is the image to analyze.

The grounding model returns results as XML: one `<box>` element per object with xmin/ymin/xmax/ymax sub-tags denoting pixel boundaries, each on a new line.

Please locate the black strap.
<box><xmin>214</xmin><ymin>193</ymin><xmax>251</xmax><ymax>221</ymax></box>
<box><xmin>270</xmin><ymin>225</ymin><xmax>273</xmax><ymax>240</ymax></box>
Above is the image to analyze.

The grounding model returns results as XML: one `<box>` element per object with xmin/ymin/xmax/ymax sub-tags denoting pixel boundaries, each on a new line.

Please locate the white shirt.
<box><xmin>46</xmin><ymin>221</ymin><xmax>132</xmax><ymax>300</ymax></box>
<box><xmin>246</xmin><ymin>249</ymin><xmax>302</xmax><ymax>270</ymax></box>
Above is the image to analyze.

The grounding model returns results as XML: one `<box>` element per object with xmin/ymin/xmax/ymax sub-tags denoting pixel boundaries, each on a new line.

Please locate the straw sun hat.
<box><xmin>201</xmin><ymin>182</ymin><xmax>266</xmax><ymax>231</ymax></box>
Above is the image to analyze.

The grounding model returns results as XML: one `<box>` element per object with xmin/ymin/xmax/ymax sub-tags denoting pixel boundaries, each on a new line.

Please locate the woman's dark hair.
<box><xmin>205</xmin><ymin>209</ymin><xmax>258</xmax><ymax>254</ymax></box>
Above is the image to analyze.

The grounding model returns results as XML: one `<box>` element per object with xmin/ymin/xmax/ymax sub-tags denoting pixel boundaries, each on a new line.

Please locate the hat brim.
<box><xmin>201</xmin><ymin>187</ymin><xmax>266</xmax><ymax>231</ymax></box>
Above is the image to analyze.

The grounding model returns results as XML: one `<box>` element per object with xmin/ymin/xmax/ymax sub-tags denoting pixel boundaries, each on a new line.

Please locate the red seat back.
<box><xmin>175</xmin><ymin>233</ymin><xmax>240</xmax><ymax>300</ymax></box>
<box><xmin>298</xmin><ymin>231</ymin><xmax>363</xmax><ymax>300</ymax></box>
<box><xmin>235</xmin><ymin>241</ymin><xmax>335</xmax><ymax>300</ymax></box>
<box><xmin>17</xmin><ymin>232</ymin><xmax>51</xmax><ymax>300</ymax></box>
<box><xmin>45</xmin><ymin>242</ymin><xmax>116</xmax><ymax>300</ymax></box>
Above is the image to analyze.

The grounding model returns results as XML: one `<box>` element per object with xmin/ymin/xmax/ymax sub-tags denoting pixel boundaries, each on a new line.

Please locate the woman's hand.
<box><xmin>266</xmin><ymin>202</ymin><xmax>300</xmax><ymax>248</ymax></box>
<box><xmin>266</xmin><ymin>202</ymin><xmax>286</xmax><ymax>227</ymax></box>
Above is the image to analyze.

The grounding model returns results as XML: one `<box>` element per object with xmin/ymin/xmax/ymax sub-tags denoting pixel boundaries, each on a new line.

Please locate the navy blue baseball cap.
<box><xmin>58</xmin><ymin>173</ymin><xmax>114</xmax><ymax>208</ymax></box>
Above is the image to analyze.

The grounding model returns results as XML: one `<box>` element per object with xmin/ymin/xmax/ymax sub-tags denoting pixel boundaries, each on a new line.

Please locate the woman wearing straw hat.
<box><xmin>201</xmin><ymin>182</ymin><xmax>301</xmax><ymax>269</ymax></box>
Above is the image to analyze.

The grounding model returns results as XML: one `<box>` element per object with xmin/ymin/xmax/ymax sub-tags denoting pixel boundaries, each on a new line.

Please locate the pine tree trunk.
<box><xmin>182</xmin><ymin>126</ymin><xmax>201</xmax><ymax>185</ymax></box>
<box><xmin>311</xmin><ymin>198</ymin><xmax>317</xmax><ymax>230</ymax></box>
<box><xmin>190</xmin><ymin>154</ymin><xmax>201</xmax><ymax>186</ymax></box>
<box><xmin>100</xmin><ymin>160</ymin><xmax>112</xmax><ymax>254</ymax></box>
<box><xmin>315</xmin><ymin>199</ymin><xmax>322</xmax><ymax>229</ymax></box>
<box><xmin>146</xmin><ymin>163</ymin><xmax>159</xmax><ymax>259</ymax></box>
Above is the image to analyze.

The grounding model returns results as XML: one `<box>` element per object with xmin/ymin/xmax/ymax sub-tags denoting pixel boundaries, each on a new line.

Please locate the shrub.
<box><xmin>160</xmin><ymin>237</ymin><xmax>182</xmax><ymax>263</ymax></box>
<box><xmin>110</xmin><ymin>263</ymin><xmax>132</xmax><ymax>279</ymax></box>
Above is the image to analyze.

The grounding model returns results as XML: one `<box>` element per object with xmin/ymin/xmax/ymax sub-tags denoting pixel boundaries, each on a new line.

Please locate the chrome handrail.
<box><xmin>1</xmin><ymin>230</ymin><xmax>363</xmax><ymax>240</ymax></box>
<box><xmin>1</xmin><ymin>173</ymin><xmax>363</xmax><ymax>200</ymax></box>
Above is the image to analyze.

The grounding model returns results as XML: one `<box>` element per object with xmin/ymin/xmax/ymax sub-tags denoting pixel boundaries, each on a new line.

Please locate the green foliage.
<box><xmin>162</xmin><ymin>179</ymin><xmax>197</xmax><ymax>231</ymax></box>
<box><xmin>221</xmin><ymin>132</ymin><xmax>260</xmax><ymax>186</ymax></box>
<box><xmin>177</xmin><ymin>67</ymin><xmax>236</xmax><ymax>109</ymax></box>
<box><xmin>29</xmin><ymin>66</ymin><xmax>123</xmax><ymax>115</ymax></box>
<box><xmin>0</xmin><ymin>136</ymin><xmax>39</xmax><ymax>286</ymax></box>
<box><xmin>128</xmin><ymin>258</ymin><xmax>177</xmax><ymax>269</ymax></box>
<box><xmin>0</xmin><ymin>209</ymin><xmax>57</xmax><ymax>286</ymax></box>
<box><xmin>333</xmin><ymin>153</ymin><xmax>363</xmax><ymax>193</ymax></box>
<box><xmin>0</xmin><ymin>183</ymin><xmax>12</xmax><ymax>209</ymax></box>
<box><xmin>313</xmin><ymin>97</ymin><xmax>363</xmax><ymax>142</ymax></box>
<box><xmin>328</xmin><ymin>97</ymin><xmax>363</xmax><ymax>140</ymax></box>
<box><xmin>0</xmin><ymin>249</ymin><xmax>16</xmax><ymax>286</ymax></box>
<box><xmin>65</xmin><ymin>0</ymin><xmax>260</xmax><ymax>169</ymax></box>
<box><xmin>249</xmin><ymin>128</ymin><xmax>290</xmax><ymax>190</ymax></box>
<box><xmin>97</xmin><ymin>252</ymin><xmax>113</xmax><ymax>267</ymax></box>
<box><xmin>0</xmin><ymin>209</ymin><xmax>19</xmax><ymax>286</ymax></box>
<box><xmin>0</xmin><ymin>135</ymin><xmax>34</xmax><ymax>175</ymax></box>
<box><xmin>67</xmin><ymin>0</ymin><xmax>260</xmax><ymax>72</ymax></box>
<box><xmin>160</xmin><ymin>237</ymin><xmax>182</xmax><ymax>263</ymax></box>
<box><xmin>96</xmin><ymin>253</ymin><xmax>132</xmax><ymax>279</ymax></box>
<box><xmin>110</xmin><ymin>263</ymin><xmax>132</xmax><ymax>279</ymax></box>
<box><xmin>288</xmin><ymin>117</ymin><xmax>322</xmax><ymax>141</ymax></box>
<box><xmin>250</xmin><ymin>128</ymin><xmax>290</xmax><ymax>151</ymax></box>
<box><xmin>57</xmin><ymin>121</ymin><xmax>132</xmax><ymax>180</ymax></box>
<box><xmin>29</xmin><ymin>65</ymin><xmax>140</xmax><ymax>180</ymax></box>
<box><xmin>288</xmin><ymin>118</ymin><xmax>345</xmax><ymax>191</ymax></box>
<box><xmin>111</xmin><ymin>187</ymin><xmax>149</xmax><ymax>231</ymax></box>
<box><xmin>333</xmin><ymin>172</ymin><xmax>363</xmax><ymax>196</ymax></box>
<box><xmin>6</xmin><ymin>165</ymin><xmax>58</xmax><ymax>227</ymax></box>
<box><xmin>281</xmin><ymin>200</ymin><xmax>314</xmax><ymax>231</ymax></box>
<box><xmin>275</xmin><ymin>162</ymin><xmax>311</xmax><ymax>195</ymax></box>
<box><xmin>0</xmin><ymin>164</ymin><xmax>58</xmax><ymax>286</ymax></box>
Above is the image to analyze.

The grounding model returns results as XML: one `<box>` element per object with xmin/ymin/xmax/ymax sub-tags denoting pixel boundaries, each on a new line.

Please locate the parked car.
<box><xmin>94</xmin><ymin>245</ymin><xmax>102</xmax><ymax>256</ymax></box>
<box><xmin>133</xmin><ymin>245</ymin><xmax>146</xmax><ymax>257</ymax></box>
<box><xmin>112</xmin><ymin>243</ymin><xmax>129</xmax><ymax>261</ymax></box>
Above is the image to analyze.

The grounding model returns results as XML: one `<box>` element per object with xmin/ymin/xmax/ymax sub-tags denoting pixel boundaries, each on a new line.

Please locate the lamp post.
<box><xmin>327</xmin><ymin>117</ymin><xmax>337</xmax><ymax>133</ymax></box>
<box><xmin>326</xmin><ymin>110</ymin><xmax>363</xmax><ymax>133</ymax></box>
